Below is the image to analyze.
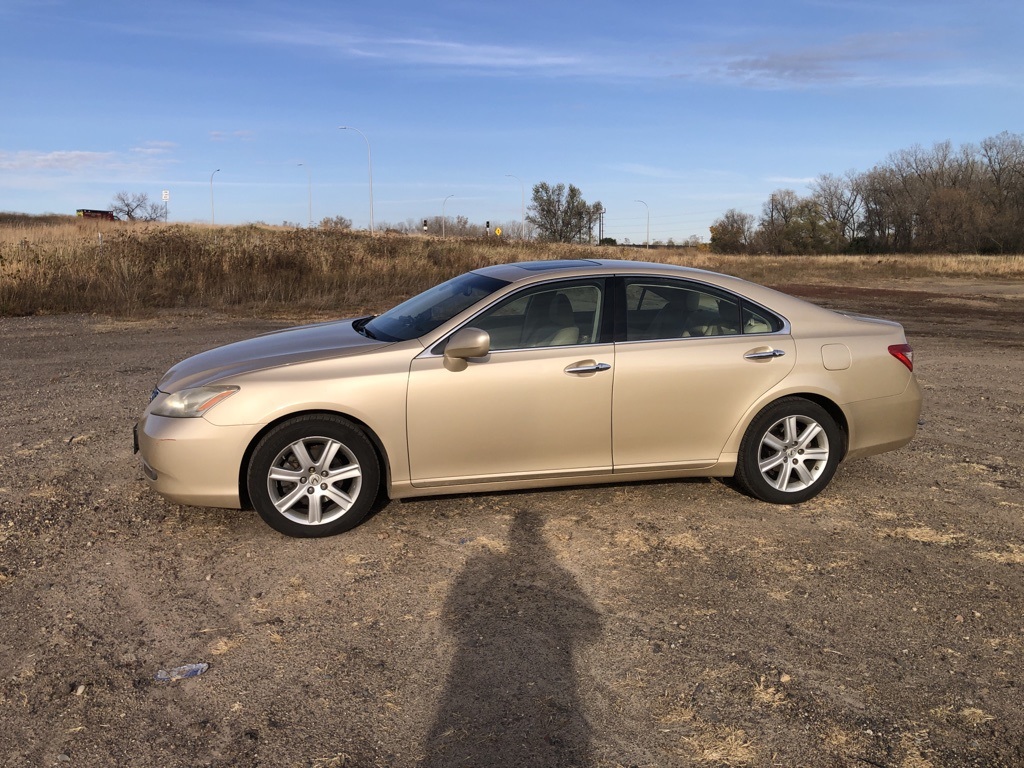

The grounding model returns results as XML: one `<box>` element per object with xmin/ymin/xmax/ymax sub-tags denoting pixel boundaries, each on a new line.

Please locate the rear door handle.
<box><xmin>744</xmin><ymin>348</ymin><xmax>786</xmax><ymax>360</ymax></box>
<box><xmin>565</xmin><ymin>361</ymin><xmax>611</xmax><ymax>375</ymax></box>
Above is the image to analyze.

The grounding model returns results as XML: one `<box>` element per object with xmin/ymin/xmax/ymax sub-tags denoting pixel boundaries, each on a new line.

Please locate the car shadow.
<box><xmin>397</xmin><ymin>475</ymin><xmax>714</xmax><ymax>507</ymax></box>
<box><xmin>418</xmin><ymin>509</ymin><xmax>603</xmax><ymax>768</ymax></box>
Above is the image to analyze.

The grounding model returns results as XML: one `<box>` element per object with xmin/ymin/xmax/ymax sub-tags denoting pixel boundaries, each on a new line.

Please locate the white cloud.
<box><xmin>93</xmin><ymin>6</ymin><xmax>1013</xmax><ymax>89</ymax></box>
<box><xmin>610</xmin><ymin>163</ymin><xmax>681</xmax><ymax>179</ymax></box>
<box><xmin>242</xmin><ymin>24</ymin><xmax>597</xmax><ymax>76</ymax></box>
<box><xmin>131</xmin><ymin>141</ymin><xmax>179</xmax><ymax>157</ymax></box>
<box><xmin>0</xmin><ymin>144</ymin><xmax>178</xmax><ymax>174</ymax></box>
<box><xmin>683</xmin><ymin>29</ymin><xmax>995</xmax><ymax>89</ymax></box>
<box><xmin>209</xmin><ymin>130</ymin><xmax>256</xmax><ymax>142</ymax></box>
<box><xmin>0</xmin><ymin>150</ymin><xmax>118</xmax><ymax>172</ymax></box>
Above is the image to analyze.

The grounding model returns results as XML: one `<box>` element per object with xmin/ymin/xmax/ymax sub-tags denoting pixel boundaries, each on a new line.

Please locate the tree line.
<box><xmin>104</xmin><ymin>131</ymin><xmax>1022</xmax><ymax>253</ymax></box>
<box><xmin>711</xmin><ymin>132</ymin><xmax>1024</xmax><ymax>255</ymax></box>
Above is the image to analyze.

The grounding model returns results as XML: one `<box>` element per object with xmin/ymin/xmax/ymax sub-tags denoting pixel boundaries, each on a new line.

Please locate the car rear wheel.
<box><xmin>247</xmin><ymin>415</ymin><xmax>381</xmax><ymax>537</ymax></box>
<box><xmin>735</xmin><ymin>398</ymin><xmax>843</xmax><ymax>504</ymax></box>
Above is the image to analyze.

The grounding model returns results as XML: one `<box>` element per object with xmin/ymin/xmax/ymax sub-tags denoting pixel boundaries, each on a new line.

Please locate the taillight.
<box><xmin>888</xmin><ymin>344</ymin><xmax>914</xmax><ymax>372</ymax></box>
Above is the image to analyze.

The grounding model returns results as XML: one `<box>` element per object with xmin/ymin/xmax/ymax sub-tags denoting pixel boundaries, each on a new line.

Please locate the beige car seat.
<box><xmin>523</xmin><ymin>293</ymin><xmax>580</xmax><ymax>347</ymax></box>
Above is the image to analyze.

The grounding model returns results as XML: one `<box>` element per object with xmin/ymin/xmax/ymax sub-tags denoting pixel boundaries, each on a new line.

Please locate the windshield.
<box><xmin>363</xmin><ymin>272</ymin><xmax>509</xmax><ymax>342</ymax></box>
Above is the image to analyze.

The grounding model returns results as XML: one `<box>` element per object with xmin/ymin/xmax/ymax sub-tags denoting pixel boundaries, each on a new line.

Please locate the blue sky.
<box><xmin>2</xmin><ymin>0</ymin><xmax>1021</xmax><ymax>243</ymax></box>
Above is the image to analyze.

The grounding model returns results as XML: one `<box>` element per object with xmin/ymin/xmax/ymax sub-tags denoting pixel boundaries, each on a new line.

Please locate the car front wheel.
<box><xmin>735</xmin><ymin>398</ymin><xmax>843</xmax><ymax>504</ymax></box>
<box><xmin>247</xmin><ymin>415</ymin><xmax>381</xmax><ymax>537</ymax></box>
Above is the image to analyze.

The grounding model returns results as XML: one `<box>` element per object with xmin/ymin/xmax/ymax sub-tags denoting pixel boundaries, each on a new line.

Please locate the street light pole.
<box><xmin>506</xmin><ymin>174</ymin><xmax>524</xmax><ymax>239</ymax></box>
<box><xmin>338</xmin><ymin>126</ymin><xmax>374</xmax><ymax>234</ymax></box>
<box><xmin>442</xmin><ymin>194</ymin><xmax>454</xmax><ymax>238</ymax></box>
<box><xmin>210</xmin><ymin>169</ymin><xmax>220</xmax><ymax>225</ymax></box>
<box><xmin>635</xmin><ymin>199</ymin><xmax>650</xmax><ymax>249</ymax></box>
<box><xmin>298</xmin><ymin>163</ymin><xmax>312</xmax><ymax>227</ymax></box>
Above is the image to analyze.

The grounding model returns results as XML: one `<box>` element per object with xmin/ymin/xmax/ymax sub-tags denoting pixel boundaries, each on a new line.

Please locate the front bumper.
<box><xmin>135</xmin><ymin>413</ymin><xmax>259</xmax><ymax>509</ymax></box>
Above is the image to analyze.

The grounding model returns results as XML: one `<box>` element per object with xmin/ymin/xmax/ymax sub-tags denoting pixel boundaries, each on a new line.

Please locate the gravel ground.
<box><xmin>1</xmin><ymin>278</ymin><xmax>1022</xmax><ymax>768</ymax></box>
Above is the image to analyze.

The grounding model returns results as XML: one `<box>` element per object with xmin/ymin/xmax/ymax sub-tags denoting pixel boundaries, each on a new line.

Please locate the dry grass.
<box><xmin>973</xmin><ymin>544</ymin><xmax>1024</xmax><ymax>565</ymax></box>
<box><xmin>929</xmin><ymin>704</ymin><xmax>997</xmax><ymax>728</ymax></box>
<box><xmin>2</xmin><ymin>219</ymin><xmax>1023</xmax><ymax>317</ymax></box>
<box><xmin>682</xmin><ymin>724</ymin><xmax>756</xmax><ymax>766</ymax></box>
<box><xmin>892</xmin><ymin>526</ymin><xmax>964</xmax><ymax>546</ymax></box>
<box><xmin>751</xmin><ymin>675</ymin><xmax>788</xmax><ymax>707</ymax></box>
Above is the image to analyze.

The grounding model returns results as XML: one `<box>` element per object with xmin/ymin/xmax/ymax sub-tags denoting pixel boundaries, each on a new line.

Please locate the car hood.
<box><xmin>156</xmin><ymin>317</ymin><xmax>395</xmax><ymax>392</ymax></box>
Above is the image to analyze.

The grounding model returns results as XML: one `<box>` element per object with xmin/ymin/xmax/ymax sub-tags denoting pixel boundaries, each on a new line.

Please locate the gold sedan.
<box><xmin>135</xmin><ymin>260</ymin><xmax>922</xmax><ymax>537</ymax></box>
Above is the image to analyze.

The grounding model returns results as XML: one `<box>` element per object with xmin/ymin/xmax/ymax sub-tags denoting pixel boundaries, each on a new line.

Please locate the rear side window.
<box><xmin>742</xmin><ymin>303</ymin><xmax>785</xmax><ymax>334</ymax></box>
<box><xmin>623</xmin><ymin>278</ymin><xmax>782</xmax><ymax>340</ymax></box>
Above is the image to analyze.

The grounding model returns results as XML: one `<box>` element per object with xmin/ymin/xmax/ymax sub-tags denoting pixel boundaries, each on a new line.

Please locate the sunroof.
<box><xmin>511</xmin><ymin>260</ymin><xmax>601</xmax><ymax>271</ymax></box>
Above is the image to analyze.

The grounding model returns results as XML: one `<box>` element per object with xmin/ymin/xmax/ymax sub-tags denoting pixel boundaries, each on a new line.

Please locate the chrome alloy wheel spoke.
<box><xmin>758</xmin><ymin>415</ymin><xmax>830</xmax><ymax>493</ymax></box>
<box><xmin>761</xmin><ymin>432</ymin><xmax>787</xmax><ymax>454</ymax></box>
<box><xmin>802</xmin><ymin>446</ymin><xmax>830</xmax><ymax>462</ymax></box>
<box><xmin>268</xmin><ymin>465</ymin><xmax>305</xmax><ymax>483</ymax></box>
<box><xmin>758</xmin><ymin>451</ymin><xmax>787</xmax><ymax>475</ymax></box>
<box><xmin>290</xmin><ymin>440</ymin><xmax>317</xmax><ymax>471</ymax></box>
<box><xmin>792</xmin><ymin>460</ymin><xmax>816</xmax><ymax>487</ymax></box>
<box><xmin>781</xmin><ymin>415</ymin><xmax>800</xmax><ymax>444</ymax></box>
<box><xmin>327</xmin><ymin>464</ymin><xmax>361</xmax><ymax>482</ymax></box>
<box><xmin>268</xmin><ymin>436</ymin><xmax>362</xmax><ymax>525</ymax></box>
<box><xmin>322</xmin><ymin>486</ymin><xmax>355</xmax><ymax>511</ymax></box>
<box><xmin>316</xmin><ymin>439</ymin><xmax>342</xmax><ymax>474</ymax></box>
<box><xmin>273</xmin><ymin>482</ymin><xmax>309</xmax><ymax>513</ymax></box>
<box><xmin>772</xmin><ymin>459</ymin><xmax>795</xmax><ymax>490</ymax></box>
<box><xmin>795</xmin><ymin>422</ymin><xmax>823</xmax><ymax>451</ymax></box>
<box><xmin>306</xmin><ymin>493</ymin><xmax>324</xmax><ymax>525</ymax></box>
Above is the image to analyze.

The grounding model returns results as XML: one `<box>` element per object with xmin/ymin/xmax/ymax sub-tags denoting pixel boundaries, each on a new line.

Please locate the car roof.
<box><xmin>471</xmin><ymin>258</ymin><xmax>844</xmax><ymax>327</ymax></box>
<box><xmin>474</xmin><ymin>259</ymin><xmax>724</xmax><ymax>284</ymax></box>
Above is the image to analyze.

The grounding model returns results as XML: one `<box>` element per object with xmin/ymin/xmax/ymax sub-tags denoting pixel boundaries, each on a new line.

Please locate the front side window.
<box><xmin>470</xmin><ymin>281</ymin><xmax>604</xmax><ymax>350</ymax></box>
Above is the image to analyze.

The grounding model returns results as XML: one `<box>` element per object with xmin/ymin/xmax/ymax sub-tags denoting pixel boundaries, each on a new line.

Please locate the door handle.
<box><xmin>743</xmin><ymin>348</ymin><xmax>786</xmax><ymax>360</ymax></box>
<box><xmin>565</xmin><ymin>361</ymin><xmax>611</xmax><ymax>375</ymax></box>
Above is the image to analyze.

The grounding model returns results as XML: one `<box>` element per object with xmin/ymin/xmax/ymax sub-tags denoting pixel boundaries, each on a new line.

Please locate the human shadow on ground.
<box><xmin>419</xmin><ymin>510</ymin><xmax>602</xmax><ymax>768</ymax></box>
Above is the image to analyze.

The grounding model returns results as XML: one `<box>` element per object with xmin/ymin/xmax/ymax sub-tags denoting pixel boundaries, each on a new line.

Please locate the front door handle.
<box><xmin>565</xmin><ymin>361</ymin><xmax>611</xmax><ymax>375</ymax></box>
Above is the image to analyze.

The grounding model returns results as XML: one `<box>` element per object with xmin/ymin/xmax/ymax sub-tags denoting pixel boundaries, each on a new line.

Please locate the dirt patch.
<box><xmin>777</xmin><ymin>281</ymin><xmax>1024</xmax><ymax>349</ymax></box>
<box><xmin>1</xmin><ymin>280</ymin><xmax>1023</xmax><ymax>767</ymax></box>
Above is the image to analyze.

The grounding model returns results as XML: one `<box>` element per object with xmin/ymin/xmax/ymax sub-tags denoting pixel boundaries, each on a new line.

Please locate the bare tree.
<box><xmin>711</xmin><ymin>132</ymin><xmax>1024</xmax><ymax>254</ymax></box>
<box><xmin>979</xmin><ymin>132</ymin><xmax>1024</xmax><ymax>251</ymax></box>
<box><xmin>110</xmin><ymin>191</ymin><xmax>163</xmax><ymax>222</ymax></box>
<box><xmin>756</xmin><ymin>189</ymin><xmax>801</xmax><ymax>254</ymax></box>
<box><xmin>810</xmin><ymin>172</ymin><xmax>862</xmax><ymax>245</ymax></box>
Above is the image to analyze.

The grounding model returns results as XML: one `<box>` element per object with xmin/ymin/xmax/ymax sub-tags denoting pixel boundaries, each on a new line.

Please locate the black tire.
<box><xmin>247</xmin><ymin>415</ymin><xmax>381</xmax><ymax>537</ymax></box>
<box><xmin>734</xmin><ymin>397</ymin><xmax>843</xmax><ymax>504</ymax></box>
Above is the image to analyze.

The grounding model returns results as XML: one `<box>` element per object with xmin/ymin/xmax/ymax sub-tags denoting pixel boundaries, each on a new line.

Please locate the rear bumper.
<box><xmin>844</xmin><ymin>375</ymin><xmax>923</xmax><ymax>460</ymax></box>
<box><xmin>136</xmin><ymin>413</ymin><xmax>257</xmax><ymax>509</ymax></box>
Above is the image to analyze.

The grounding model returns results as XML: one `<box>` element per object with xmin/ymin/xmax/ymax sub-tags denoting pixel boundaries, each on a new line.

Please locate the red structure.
<box><xmin>76</xmin><ymin>209</ymin><xmax>116</xmax><ymax>221</ymax></box>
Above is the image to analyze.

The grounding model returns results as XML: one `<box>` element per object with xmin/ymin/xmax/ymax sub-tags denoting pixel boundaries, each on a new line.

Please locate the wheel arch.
<box><xmin>237</xmin><ymin>409</ymin><xmax>393</xmax><ymax>510</ymax></box>
<box><xmin>732</xmin><ymin>393</ymin><xmax>849</xmax><ymax>504</ymax></box>
<box><xmin>789</xmin><ymin>393</ymin><xmax>849</xmax><ymax>460</ymax></box>
<box><xmin>730</xmin><ymin>391</ymin><xmax>850</xmax><ymax>462</ymax></box>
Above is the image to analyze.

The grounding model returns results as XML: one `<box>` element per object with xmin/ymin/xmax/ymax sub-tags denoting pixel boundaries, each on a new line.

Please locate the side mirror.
<box><xmin>444</xmin><ymin>327</ymin><xmax>490</xmax><ymax>371</ymax></box>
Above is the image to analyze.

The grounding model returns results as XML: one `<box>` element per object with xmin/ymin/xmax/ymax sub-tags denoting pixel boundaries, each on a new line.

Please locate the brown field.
<box><xmin>1</xmin><ymin>226</ymin><xmax>1023</xmax><ymax>766</ymax></box>
<box><xmin>3</xmin><ymin>219</ymin><xmax>1024</xmax><ymax>317</ymax></box>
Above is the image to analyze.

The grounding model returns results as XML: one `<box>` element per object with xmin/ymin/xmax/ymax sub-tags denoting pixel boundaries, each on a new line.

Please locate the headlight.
<box><xmin>150</xmin><ymin>386</ymin><xmax>239</xmax><ymax>418</ymax></box>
